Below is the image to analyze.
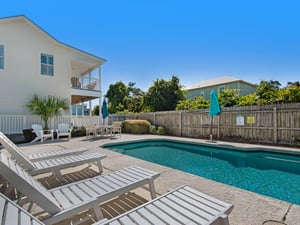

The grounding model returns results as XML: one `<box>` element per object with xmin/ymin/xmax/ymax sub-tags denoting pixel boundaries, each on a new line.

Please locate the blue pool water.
<box><xmin>103</xmin><ymin>139</ymin><xmax>300</xmax><ymax>205</ymax></box>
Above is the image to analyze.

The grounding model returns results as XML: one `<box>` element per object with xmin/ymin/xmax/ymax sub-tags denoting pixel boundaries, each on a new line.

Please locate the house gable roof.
<box><xmin>0</xmin><ymin>15</ymin><xmax>106</xmax><ymax>65</ymax></box>
<box><xmin>186</xmin><ymin>76</ymin><xmax>256</xmax><ymax>90</ymax></box>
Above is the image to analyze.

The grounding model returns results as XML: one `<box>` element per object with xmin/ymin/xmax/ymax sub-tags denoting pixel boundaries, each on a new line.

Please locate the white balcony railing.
<box><xmin>71</xmin><ymin>77</ymin><xmax>99</xmax><ymax>91</ymax></box>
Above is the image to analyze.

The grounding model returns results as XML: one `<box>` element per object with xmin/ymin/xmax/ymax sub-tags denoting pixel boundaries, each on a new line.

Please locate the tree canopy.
<box><xmin>238</xmin><ymin>80</ymin><xmax>300</xmax><ymax>106</ymax></box>
<box><xmin>105</xmin><ymin>81</ymin><xmax>129</xmax><ymax>113</ymax></box>
<box><xmin>178</xmin><ymin>80</ymin><xmax>300</xmax><ymax>109</ymax></box>
<box><xmin>104</xmin><ymin>81</ymin><xmax>144</xmax><ymax>114</ymax></box>
<box><xmin>100</xmin><ymin>79</ymin><xmax>300</xmax><ymax>114</ymax></box>
<box><xmin>176</xmin><ymin>96</ymin><xmax>209</xmax><ymax>110</ymax></box>
<box><xmin>142</xmin><ymin>76</ymin><xmax>185</xmax><ymax>111</ymax></box>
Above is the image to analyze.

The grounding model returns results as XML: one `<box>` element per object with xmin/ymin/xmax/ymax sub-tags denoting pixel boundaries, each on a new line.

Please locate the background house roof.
<box><xmin>185</xmin><ymin>76</ymin><xmax>256</xmax><ymax>90</ymax></box>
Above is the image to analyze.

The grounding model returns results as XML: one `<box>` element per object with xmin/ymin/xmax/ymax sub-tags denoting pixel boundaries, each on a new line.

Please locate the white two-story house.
<box><xmin>0</xmin><ymin>15</ymin><xmax>106</xmax><ymax>134</ymax></box>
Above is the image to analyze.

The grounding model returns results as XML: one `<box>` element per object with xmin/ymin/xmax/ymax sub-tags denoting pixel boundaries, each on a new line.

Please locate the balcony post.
<box><xmin>98</xmin><ymin>66</ymin><xmax>103</xmax><ymax>125</ymax></box>
<box><xmin>89</xmin><ymin>100</ymin><xmax>92</xmax><ymax>116</ymax></box>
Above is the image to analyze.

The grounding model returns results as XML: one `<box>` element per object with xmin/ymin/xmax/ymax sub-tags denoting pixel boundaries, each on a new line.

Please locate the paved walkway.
<box><xmin>20</xmin><ymin>134</ymin><xmax>300</xmax><ymax>225</ymax></box>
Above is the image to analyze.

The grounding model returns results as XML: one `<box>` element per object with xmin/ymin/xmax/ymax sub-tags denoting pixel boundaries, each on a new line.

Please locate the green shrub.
<box><xmin>157</xmin><ymin>126</ymin><xmax>167</xmax><ymax>135</ymax></box>
<box><xmin>71</xmin><ymin>126</ymin><xmax>86</xmax><ymax>137</ymax></box>
<box><xmin>122</xmin><ymin>120</ymin><xmax>151</xmax><ymax>134</ymax></box>
<box><xmin>149</xmin><ymin>125</ymin><xmax>157</xmax><ymax>134</ymax></box>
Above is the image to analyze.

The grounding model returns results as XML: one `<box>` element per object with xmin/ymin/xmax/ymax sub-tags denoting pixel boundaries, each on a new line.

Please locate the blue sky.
<box><xmin>1</xmin><ymin>0</ymin><xmax>300</xmax><ymax>94</ymax></box>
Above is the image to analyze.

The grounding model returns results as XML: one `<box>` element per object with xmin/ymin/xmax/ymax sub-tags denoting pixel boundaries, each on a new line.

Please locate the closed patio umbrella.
<box><xmin>101</xmin><ymin>98</ymin><xmax>109</xmax><ymax>124</ymax></box>
<box><xmin>208</xmin><ymin>89</ymin><xmax>221</xmax><ymax>141</ymax></box>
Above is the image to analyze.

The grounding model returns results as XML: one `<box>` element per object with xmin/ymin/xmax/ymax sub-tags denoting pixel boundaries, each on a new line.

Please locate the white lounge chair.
<box><xmin>0</xmin><ymin>132</ymin><xmax>106</xmax><ymax>181</ymax></box>
<box><xmin>96</xmin><ymin>185</ymin><xmax>233</xmax><ymax>225</ymax></box>
<box><xmin>0</xmin><ymin>184</ymin><xmax>233</xmax><ymax>225</ymax></box>
<box><xmin>0</xmin><ymin>192</ymin><xmax>45</xmax><ymax>225</ymax></box>
<box><xmin>56</xmin><ymin>122</ymin><xmax>72</xmax><ymax>140</ymax></box>
<box><xmin>0</xmin><ymin>152</ymin><xmax>159</xmax><ymax>225</ymax></box>
<box><xmin>0</xmin><ymin>131</ymin><xmax>87</xmax><ymax>162</ymax></box>
<box><xmin>31</xmin><ymin>124</ymin><xmax>54</xmax><ymax>143</ymax></box>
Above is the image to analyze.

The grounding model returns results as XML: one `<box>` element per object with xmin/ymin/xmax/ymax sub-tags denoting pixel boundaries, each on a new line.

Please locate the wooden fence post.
<box><xmin>179</xmin><ymin>111</ymin><xmax>182</xmax><ymax>136</ymax></box>
<box><xmin>217</xmin><ymin>115</ymin><xmax>220</xmax><ymax>139</ymax></box>
<box><xmin>273</xmin><ymin>107</ymin><xmax>277</xmax><ymax>144</ymax></box>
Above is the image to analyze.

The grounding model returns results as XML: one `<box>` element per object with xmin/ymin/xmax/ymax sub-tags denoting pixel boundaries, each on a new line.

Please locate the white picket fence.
<box><xmin>0</xmin><ymin>115</ymin><xmax>104</xmax><ymax>134</ymax></box>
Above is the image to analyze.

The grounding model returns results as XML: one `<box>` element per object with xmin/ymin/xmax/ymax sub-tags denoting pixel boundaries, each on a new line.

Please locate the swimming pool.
<box><xmin>103</xmin><ymin>139</ymin><xmax>300</xmax><ymax>205</ymax></box>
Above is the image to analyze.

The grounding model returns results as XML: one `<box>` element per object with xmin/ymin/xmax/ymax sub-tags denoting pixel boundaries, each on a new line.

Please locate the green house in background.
<box><xmin>185</xmin><ymin>76</ymin><xmax>257</xmax><ymax>100</ymax></box>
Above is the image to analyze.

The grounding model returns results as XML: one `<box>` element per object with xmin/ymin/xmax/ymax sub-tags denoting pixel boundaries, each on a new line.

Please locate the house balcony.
<box><xmin>71</xmin><ymin>76</ymin><xmax>101</xmax><ymax>105</ymax></box>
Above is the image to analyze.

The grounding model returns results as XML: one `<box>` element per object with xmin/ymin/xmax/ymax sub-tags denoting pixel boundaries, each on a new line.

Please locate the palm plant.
<box><xmin>26</xmin><ymin>94</ymin><xmax>69</xmax><ymax>129</ymax></box>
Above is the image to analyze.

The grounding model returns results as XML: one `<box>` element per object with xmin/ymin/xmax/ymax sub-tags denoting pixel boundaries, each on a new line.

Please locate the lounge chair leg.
<box><xmin>96</xmin><ymin>159</ymin><xmax>103</xmax><ymax>173</ymax></box>
<box><xmin>52</xmin><ymin>169</ymin><xmax>63</xmax><ymax>183</ymax></box>
<box><xmin>27</xmin><ymin>202</ymin><xmax>33</xmax><ymax>211</ymax></box>
<box><xmin>218</xmin><ymin>214</ymin><xmax>230</xmax><ymax>225</ymax></box>
<box><xmin>5</xmin><ymin>185</ymin><xmax>13</xmax><ymax>195</ymax></box>
<box><xmin>148</xmin><ymin>180</ymin><xmax>156</xmax><ymax>199</ymax></box>
<box><xmin>92</xmin><ymin>203</ymin><xmax>103</xmax><ymax>220</ymax></box>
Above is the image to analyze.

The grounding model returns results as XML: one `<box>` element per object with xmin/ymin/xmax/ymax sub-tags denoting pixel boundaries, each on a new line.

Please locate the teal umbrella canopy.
<box><xmin>209</xmin><ymin>89</ymin><xmax>221</xmax><ymax>117</ymax></box>
<box><xmin>101</xmin><ymin>99</ymin><xmax>109</xmax><ymax>119</ymax></box>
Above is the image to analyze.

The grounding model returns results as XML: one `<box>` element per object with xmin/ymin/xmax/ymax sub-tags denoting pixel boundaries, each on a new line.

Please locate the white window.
<box><xmin>218</xmin><ymin>86</ymin><xmax>225</xmax><ymax>92</ymax></box>
<box><xmin>41</xmin><ymin>53</ymin><xmax>54</xmax><ymax>76</ymax></box>
<box><xmin>0</xmin><ymin>45</ymin><xmax>4</xmax><ymax>69</ymax></box>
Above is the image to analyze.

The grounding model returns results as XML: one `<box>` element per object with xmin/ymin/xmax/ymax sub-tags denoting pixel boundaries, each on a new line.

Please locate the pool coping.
<box><xmin>101</xmin><ymin>136</ymin><xmax>300</xmax><ymax>155</ymax></box>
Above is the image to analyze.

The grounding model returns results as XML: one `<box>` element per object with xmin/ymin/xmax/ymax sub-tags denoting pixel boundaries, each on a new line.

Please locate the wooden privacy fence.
<box><xmin>110</xmin><ymin>103</ymin><xmax>300</xmax><ymax>145</ymax></box>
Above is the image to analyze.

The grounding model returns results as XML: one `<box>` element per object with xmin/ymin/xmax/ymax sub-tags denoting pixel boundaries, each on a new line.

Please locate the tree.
<box><xmin>126</xmin><ymin>82</ymin><xmax>144</xmax><ymax>112</ymax></box>
<box><xmin>255</xmin><ymin>80</ymin><xmax>281</xmax><ymax>105</ymax></box>
<box><xmin>238</xmin><ymin>80</ymin><xmax>300</xmax><ymax>106</ymax></box>
<box><xmin>238</xmin><ymin>93</ymin><xmax>257</xmax><ymax>106</ymax></box>
<box><xmin>26</xmin><ymin>94</ymin><xmax>69</xmax><ymax>129</ymax></box>
<box><xmin>218</xmin><ymin>89</ymin><xmax>240</xmax><ymax>107</ymax></box>
<box><xmin>277</xmin><ymin>84</ymin><xmax>300</xmax><ymax>103</ymax></box>
<box><xmin>105</xmin><ymin>81</ymin><xmax>129</xmax><ymax>113</ymax></box>
<box><xmin>176</xmin><ymin>96</ymin><xmax>209</xmax><ymax>110</ymax></box>
<box><xmin>143</xmin><ymin>76</ymin><xmax>185</xmax><ymax>111</ymax></box>
<box><xmin>92</xmin><ymin>105</ymin><xmax>99</xmax><ymax>116</ymax></box>
<box><xmin>176</xmin><ymin>99</ymin><xmax>192</xmax><ymax>110</ymax></box>
<box><xmin>287</xmin><ymin>81</ymin><xmax>300</xmax><ymax>87</ymax></box>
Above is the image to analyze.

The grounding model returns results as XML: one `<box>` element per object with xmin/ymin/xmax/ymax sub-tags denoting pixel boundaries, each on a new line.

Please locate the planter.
<box><xmin>22</xmin><ymin>129</ymin><xmax>35</xmax><ymax>142</ymax></box>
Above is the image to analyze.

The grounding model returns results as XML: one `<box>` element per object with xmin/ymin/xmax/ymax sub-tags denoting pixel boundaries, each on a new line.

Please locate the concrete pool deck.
<box><xmin>18</xmin><ymin>134</ymin><xmax>300</xmax><ymax>225</ymax></box>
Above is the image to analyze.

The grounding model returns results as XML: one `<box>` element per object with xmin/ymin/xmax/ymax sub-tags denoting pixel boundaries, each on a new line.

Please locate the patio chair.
<box><xmin>95</xmin><ymin>185</ymin><xmax>234</xmax><ymax>225</ymax></box>
<box><xmin>86</xmin><ymin>121</ymin><xmax>98</xmax><ymax>139</ymax></box>
<box><xmin>56</xmin><ymin>122</ymin><xmax>72</xmax><ymax>140</ymax></box>
<box><xmin>0</xmin><ymin>131</ymin><xmax>87</xmax><ymax>161</ymax></box>
<box><xmin>0</xmin><ymin>132</ymin><xmax>106</xmax><ymax>181</ymax></box>
<box><xmin>0</xmin><ymin>152</ymin><xmax>159</xmax><ymax>225</ymax></box>
<box><xmin>111</xmin><ymin>121</ymin><xmax>122</xmax><ymax>138</ymax></box>
<box><xmin>31</xmin><ymin>124</ymin><xmax>54</xmax><ymax>143</ymax></box>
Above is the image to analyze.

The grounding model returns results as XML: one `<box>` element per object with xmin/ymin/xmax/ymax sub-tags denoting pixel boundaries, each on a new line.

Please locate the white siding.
<box><xmin>0</xmin><ymin>20</ymin><xmax>71</xmax><ymax>115</ymax></box>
